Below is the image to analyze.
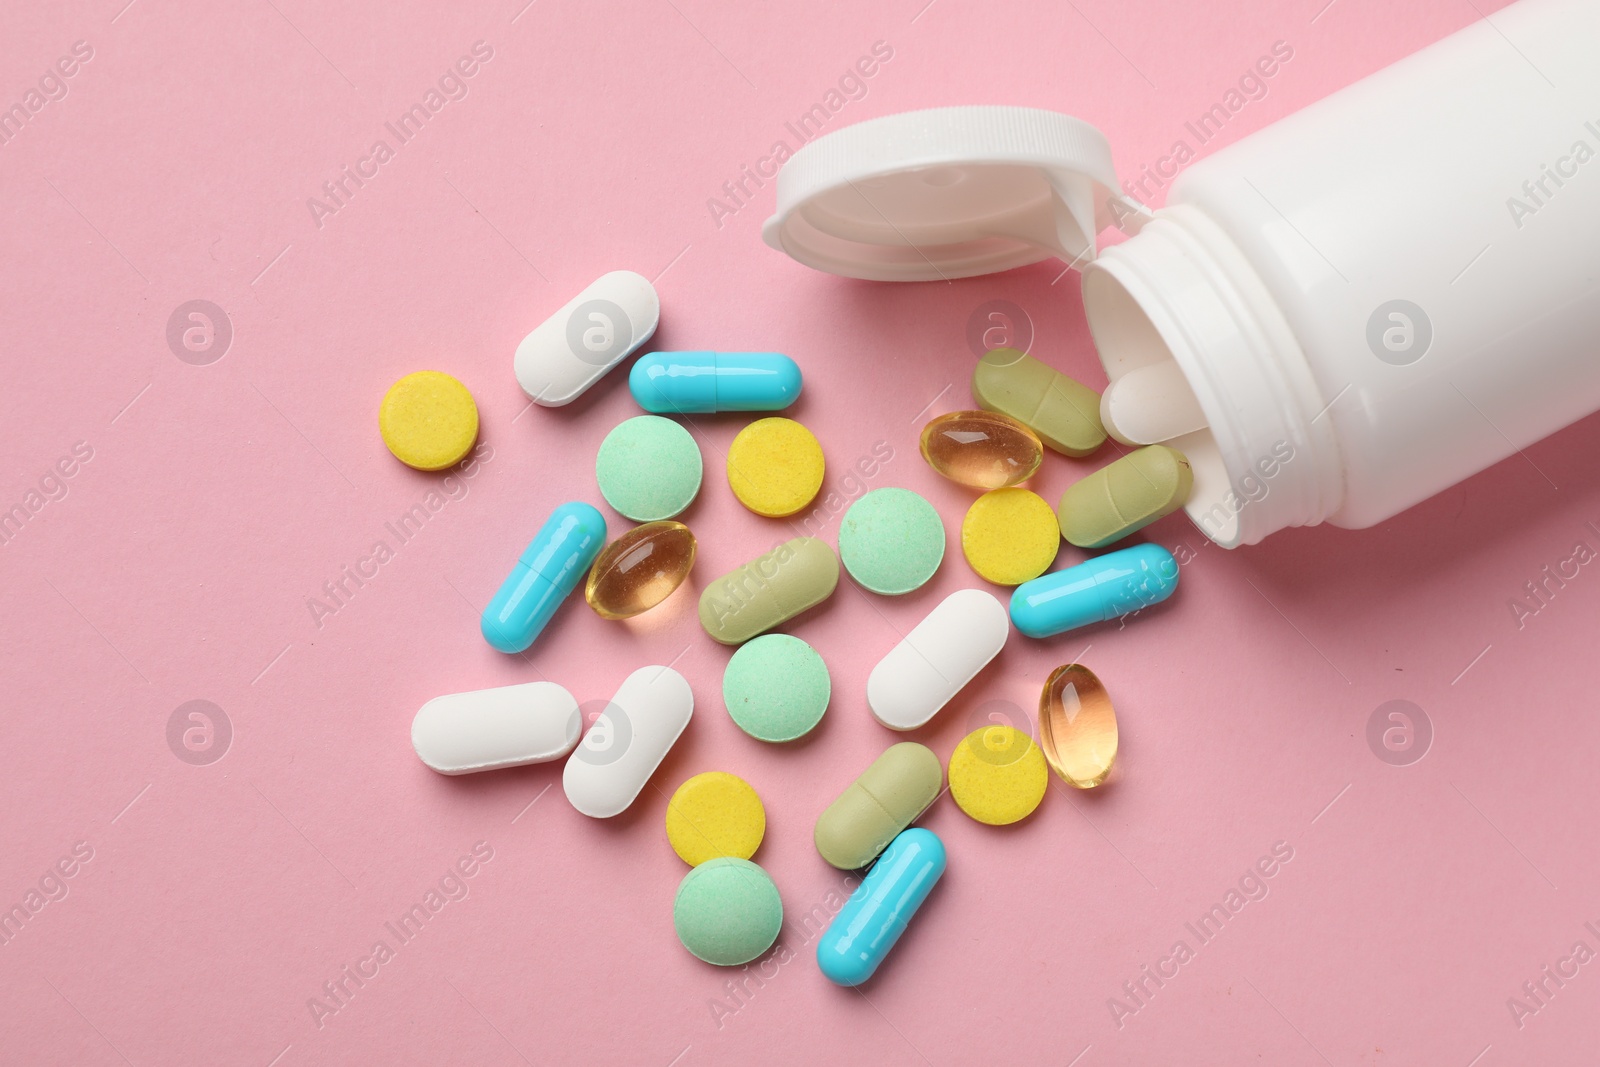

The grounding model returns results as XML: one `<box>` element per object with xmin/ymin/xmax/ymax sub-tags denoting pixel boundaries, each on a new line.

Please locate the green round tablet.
<box><xmin>838</xmin><ymin>487</ymin><xmax>946</xmax><ymax>595</ymax></box>
<box><xmin>722</xmin><ymin>634</ymin><xmax>831</xmax><ymax>743</ymax></box>
<box><xmin>595</xmin><ymin>416</ymin><xmax>703</xmax><ymax>521</ymax></box>
<box><xmin>673</xmin><ymin>858</ymin><xmax>783</xmax><ymax>966</ymax></box>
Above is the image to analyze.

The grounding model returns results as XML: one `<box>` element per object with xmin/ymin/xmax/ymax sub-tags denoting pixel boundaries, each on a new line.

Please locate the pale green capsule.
<box><xmin>972</xmin><ymin>347</ymin><xmax>1106</xmax><ymax>457</ymax></box>
<box><xmin>1058</xmin><ymin>445</ymin><xmax>1193</xmax><ymax>548</ymax></box>
<box><xmin>698</xmin><ymin>537</ymin><xmax>839</xmax><ymax>645</ymax></box>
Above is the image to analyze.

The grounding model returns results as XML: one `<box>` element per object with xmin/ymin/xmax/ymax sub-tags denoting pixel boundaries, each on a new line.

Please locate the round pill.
<box><xmin>961</xmin><ymin>488</ymin><xmax>1060</xmax><ymax>585</ymax></box>
<box><xmin>838</xmin><ymin>488</ymin><xmax>946</xmax><ymax>595</ymax></box>
<box><xmin>378</xmin><ymin>371</ymin><xmax>479</xmax><ymax>471</ymax></box>
<box><xmin>948</xmin><ymin>725</ymin><xmax>1048</xmax><ymax>825</ymax></box>
<box><xmin>726</xmin><ymin>418</ymin><xmax>825</xmax><ymax>517</ymax></box>
<box><xmin>595</xmin><ymin>416</ymin><xmax>703</xmax><ymax>521</ymax></box>
<box><xmin>673</xmin><ymin>857</ymin><xmax>784</xmax><ymax>966</ymax></box>
<box><xmin>722</xmin><ymin>634</ymin><xmax>831</xmax><ymax>742</ymax></box>
<box><xmin>665</xmin><ymin>772</ymin><xmax>767</xmax><ymax>866</ymax></box>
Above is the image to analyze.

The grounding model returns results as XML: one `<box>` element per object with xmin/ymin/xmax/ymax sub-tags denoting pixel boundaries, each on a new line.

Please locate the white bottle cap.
<box><xmin>762</xmin><ymin>106</ymin><xmax>1148</xmax><ymax>282</ymax></box>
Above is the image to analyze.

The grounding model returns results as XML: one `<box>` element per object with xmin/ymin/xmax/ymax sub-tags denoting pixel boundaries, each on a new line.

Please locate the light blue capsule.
<box><xmin>817</xmin><ymin>827</ymin><xmax>946</xmax><ymax>987</ymax></box>
<box><xmin>629</xmin><ymin>351</ymin><xmax>802</xmax><ymax>414</ymax></box>
<box><xmin>1009</xmin><ymin>543</ymin><xmax>1178</xmax><ymax>638</ymax></box>
<box><xmin>481</xmin><ymin>502</ymin><xmax>606</xmax><ymax>653</ymax></box>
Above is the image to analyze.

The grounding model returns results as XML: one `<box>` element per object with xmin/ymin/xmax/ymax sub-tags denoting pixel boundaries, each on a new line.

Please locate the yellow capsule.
<box><xmin>919</xmin><ymin>410</ymin><xmax>1042</xmax><ymax>489</ymax></box>
<box><xmin>1038</xmin><ymin>664</ymin><xmax>1118</xmax><ymax>788</ymax></box>
<box><xmin>585</xmin><ymin>521</ymin><xmax>696</xmax><ymax>620</ymax></box>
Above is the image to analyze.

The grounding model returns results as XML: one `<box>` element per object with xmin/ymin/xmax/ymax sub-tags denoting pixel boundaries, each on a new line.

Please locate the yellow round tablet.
<box><xmin>961</xmin><ymin>487</ymin><xmax>1060</xmax><ymax>585</ymax></box>
<box><xmin>727</xmin><ymin>418</ymin><xmax>825</xmax><ymax>517</ymax></box>
<box><xmin>379</xmin><ymin>370</ymin><xmax>479</xmax><ymax>471</ymax></box>
<box><xmin>665</xmin><ymin>772</ymin><xmax>766</xmax><ymax>866</ymax></box>
<box><xmin>948</xmin><ymin>726</ymin><xmax>1049</xmax><ymax>826</ymax></box>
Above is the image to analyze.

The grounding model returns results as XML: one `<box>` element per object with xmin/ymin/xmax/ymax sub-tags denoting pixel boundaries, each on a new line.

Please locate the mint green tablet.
<box><xmin>673</xmin><ymin>858</ymin><xmax>783</xmax><ymax>966</ymax></box>
<box><xmin>722</xmin><ymin>634</ymin><xmax>831</xmax><ymax>743</ymax></box>
<box><xmin>838</xmin><ymin>487</ymin><xmax>946</xmax><ymax>595</ymax></box>
<box><xmin>595</xmin><ymin>415</ymin><xmax>702</xmax><ymax>521</ymax></box>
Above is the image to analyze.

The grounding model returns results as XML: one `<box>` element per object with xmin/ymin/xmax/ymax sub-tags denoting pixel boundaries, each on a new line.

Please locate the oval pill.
<box><xmin>1039</xmin><ymin>663</ymin><xmax>1118</xmax><ymax>788</ymax></box>
<box><xmin>630</xmin><ymin>351</ymin><xmax>803</xmax><ymax>414</ymax></box>
<box><xmin>816</xmin><ymin>827</ymin><xmax>946</xmax><ymax>986</ymax></box>
<box><xmin>514</xmin><ymin>270</ymin><xmax>660</xmax><ymax>406</ymax></box>
<box><xmin>1057</xmin><ymin>445</ymin><xmax>1193</xmax><ymax>549</ymax></box>
<box><xmin>726</xmin><ymin>418</ymin><xmax>825</xmax><ymax>517</ymax></box>
<box><xmin>971</xmin><ymin>347</ymin><xmax>1106</xmax><ymax>456</ymax></box>
<box><xmin>585</xmin><ymin>521</ymin><xmax>697</xmax><ymax>620</ymax></box>
<box><xmin>699</xmin><ymin>536</ymin><xmax>839</xmax><ymax>645</ymax></box>
<box><xmin>1009</xmin><ymin>543</ymin><xmax>1179</xmax><ymax>638</ymax></box>
<box><xmin>411</xmin><ymin>681</ymin><xmax>581</xmax><ymax>774</ymax></box>
<box><xmin>919</xmin><ymin>410</ymin><xmax>1042</xmax><ymax>489</ymax></box>
<box><xmin>481</xmin><ymin>502</ymin><xmax>607</xmax><ymax>653</ymax></box>
<box><xmin>867</xmin><ymin>588</ymin><xmax>1008</xmax><ymax>731</ymax></box>
<box><xmin>814</xmin><ymin>742</ymin><xmax>942</xmax><ymax>870</ymax></box>
<box><xmin>562</xmin><ymin>665</ymin><xmax>694</xmax><ymax>818</ymax></box>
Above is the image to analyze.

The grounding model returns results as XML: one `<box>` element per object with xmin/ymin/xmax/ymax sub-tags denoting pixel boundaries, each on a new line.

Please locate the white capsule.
<box><xmin>563</xmin><ymin>666</ymin><xmax>693</xmax><ymax>818</ymax></box>
<box><xmin>515</xmin><ymin>270</ymin><xmax>660</xmax><ymax>406</ymax></box>
<box><xmin>867</xmin><ymin>589</ymin><xmax>1009</xmax><ymax>731</ymax></box>
<box><xmin>412</xmin><ymin>681</ymin><xmax>582</xmax><ymax>774</ymax></box>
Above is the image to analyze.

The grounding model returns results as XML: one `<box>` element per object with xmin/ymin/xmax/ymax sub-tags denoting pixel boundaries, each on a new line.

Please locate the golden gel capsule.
<box><xmin>699</xmin><ymin>536</ymin><xmax>839</xmax><ymax>644</ymax></box>
<box><xmin>814</xmin><ymin>742</ymin><xmax>942</xmax><ymax>869</ymax></box>
<box><xmin>1057</xmin><ymin>444</ymin><xmax>1193</xmax><ymax>549</ymax></box>
<box><xmin>972</xmin><ymin>347</ymin><xmax>1106</xmax><ymax>457</ymax></box>
<box><xmin>1038</xmin><ymin>664</ymin><xmax>1118</xmax><ymax>788</ymax></box>
<box><xmin>919</xmin><ymin>410</ymin><xmax>1042</xmax><ymax>489</ymax></box>
<box><xmin>585</xmin><ymin>521</ymin><xmax>697</xmax><ymax>620</ymax></box>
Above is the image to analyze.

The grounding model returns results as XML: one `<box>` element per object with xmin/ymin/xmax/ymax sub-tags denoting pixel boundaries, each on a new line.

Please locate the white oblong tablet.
<box><xmin>412</xmin><ymin>681</ymin><xmax>582</xmax><ymax>774</ymax></box>
<box><xmin>867</xmin><ymin>588</ymin><xmax>1009</xmax><ymax>731</ymax></box>
<box><xmin>563</xmin><ymin>665</ymin><xmax>693</xmax><ymax>818</ymax></box>
<box><xmin>515</xmin><ymin>270</ymin><xmax>660</xmax><ymax>406</ymax></box>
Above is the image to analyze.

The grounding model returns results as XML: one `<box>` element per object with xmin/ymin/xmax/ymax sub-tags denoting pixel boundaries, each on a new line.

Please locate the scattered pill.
<box><xmin>814</xmin><ymin>742</ymin><xmax>942</xmax><ymax>870</ymax></box>
<box><xmin>1038</xmin><ymin>664</ymin><xmax>1118</xmax><ymax>788</ymax></box>
<box><xmin>726</xmin><ymin>417</ymin><xmax>825</xmax><ymax>518</ymax></box>
<box><xmin>722</xmin><ymin>634</ymin><xmax>831</xmax><ymax>742</ymax></box>
<box><xmin>585</xmin><ymin>521</ymin><xmax>697</xmax><ymax>620</ymax></box>
<box><xmin>1057</xmin><ymin>445</ymin><xmax>1193</xmax><ymax>549</ymax></box>
<box><xmin>961</xmin><ymin>487</ymin><xmax>1060</xmax><ymax>585</ymax></box>
<box><xmin>666</xmin><ymin>772</ymin><xmax>766</xmax><ymax>866</ymax></box>
<box><xmin>630</xmin><ymin>351</ymin><xmax>803</xmax><ymax>414</ymax></box>
<box><xmin>379</xmin><ymin>370</ymin><xmax>480</xmax><ymax>471</ymax></box>
<box><xmin>674</xmin><ymin>857</ymin><xmax>784</xmax><ymax>966</ymax></box>
<box><xmin>867</xmin><ymin>588</ymin><xmax>1008</xmax><ymax>731</ymax></box>
<box><xmin>595</xmin><ymin>415</ymin><xmax>704</xmax><ymax>522</ymax></box>
<box><xmin>481</xmin><ymin>502</ymin><xmax>607</xmax><ymax>653</ymax></box>
<box><xmin>563</xmin><ymin>665</ymin><xmax>693</xmax><ymax>818</ymax></box>
<box><xmin>699</xmin><ymin>536</ymin><xmax>839</xmax><ymax>645</ymax></box>
<box><xmin>411</xmin><ymin>681</ymin><xmax>581</xmax><ymax>774</ymax></box>
<box><xmin>919</xmin><ymin>410</ymin><xmax>1042</xmax><ymax>489</ymax></box>
<box><xmin>816</xmin><ymin>828</ymin><xmax>946</xmax><ymax>986</ymax></box>
<box><xmin>837</xmin><ymin>487</ymin><xmax>945</xmax><ymax>596</ymax></box>
<box><xmin>971</xmin><ymin>347</ymin><xmax>1106</xmax><ymax>456</ymax></box>
<box><xmin>514</xmin><ymin>270</ymin><xmax>660</xmax><ymax>406</ymax></box>
<box><xmin>947</xmin><ymin>725</ymin><xmax>1048</xmax><ymax>825</ymax></box>
<box><xmin>1010</xmin><ymin>543</ymin><xmax>1179</xmax><ymax>638</ymax></box>
<box><xmin>1099</xmin><ymin>361</ymin><xmax>1208</xmax><ymax>446</ymax></box>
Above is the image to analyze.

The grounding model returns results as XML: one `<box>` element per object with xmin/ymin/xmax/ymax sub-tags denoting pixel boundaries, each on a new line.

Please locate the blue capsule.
<box><xmin>481</xmin><ymin>502</ymin><xmax>606</xmax><ymax>653</ymax></box>
<box><xmin>629</xmin><ymin>351</ymin><xmax>802</xmax><ymax>414</ymax></box>
<box><xmin>817</xmin><ymin>828</ymin><xmax>946</xmax><ymax>987</ymax></box>
<box><xmin>1009</xmin><ymin>543</ymin><xmax>1178</xmax><ymax>638</ymax></box>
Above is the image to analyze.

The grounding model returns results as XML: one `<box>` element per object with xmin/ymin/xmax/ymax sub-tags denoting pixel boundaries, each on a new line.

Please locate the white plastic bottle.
<box><xmin>763</xmin><ymin>0</ymin><xmax>1600</xmax><ymax>547</ymax></box>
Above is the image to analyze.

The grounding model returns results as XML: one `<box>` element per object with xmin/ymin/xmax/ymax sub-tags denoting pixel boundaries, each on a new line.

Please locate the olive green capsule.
<box><xmin>814</xmin><ymin>742</ymin><xmax>943</xmax><ymax>869</ymax></box>
<box><xmin>1057</xmin><ymin>445</ymin><xmax>1193</xmax><ymax>549</ymax></box>
<box><xmin>698</xmin><ymin>536</ymin><xmax>839</xmax><ymax>645</ymax></box>
<box><xmin>972</xmin><ymin>347</ymin><xmax>1106</xmax><ymax>457</ymax></box>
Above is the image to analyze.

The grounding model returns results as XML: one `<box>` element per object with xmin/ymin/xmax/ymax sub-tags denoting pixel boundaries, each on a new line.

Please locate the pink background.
<box><xmin>1</xmin><ymin>0</ymin><xmax>1591</xmax><ymax>1063</ymax></box>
